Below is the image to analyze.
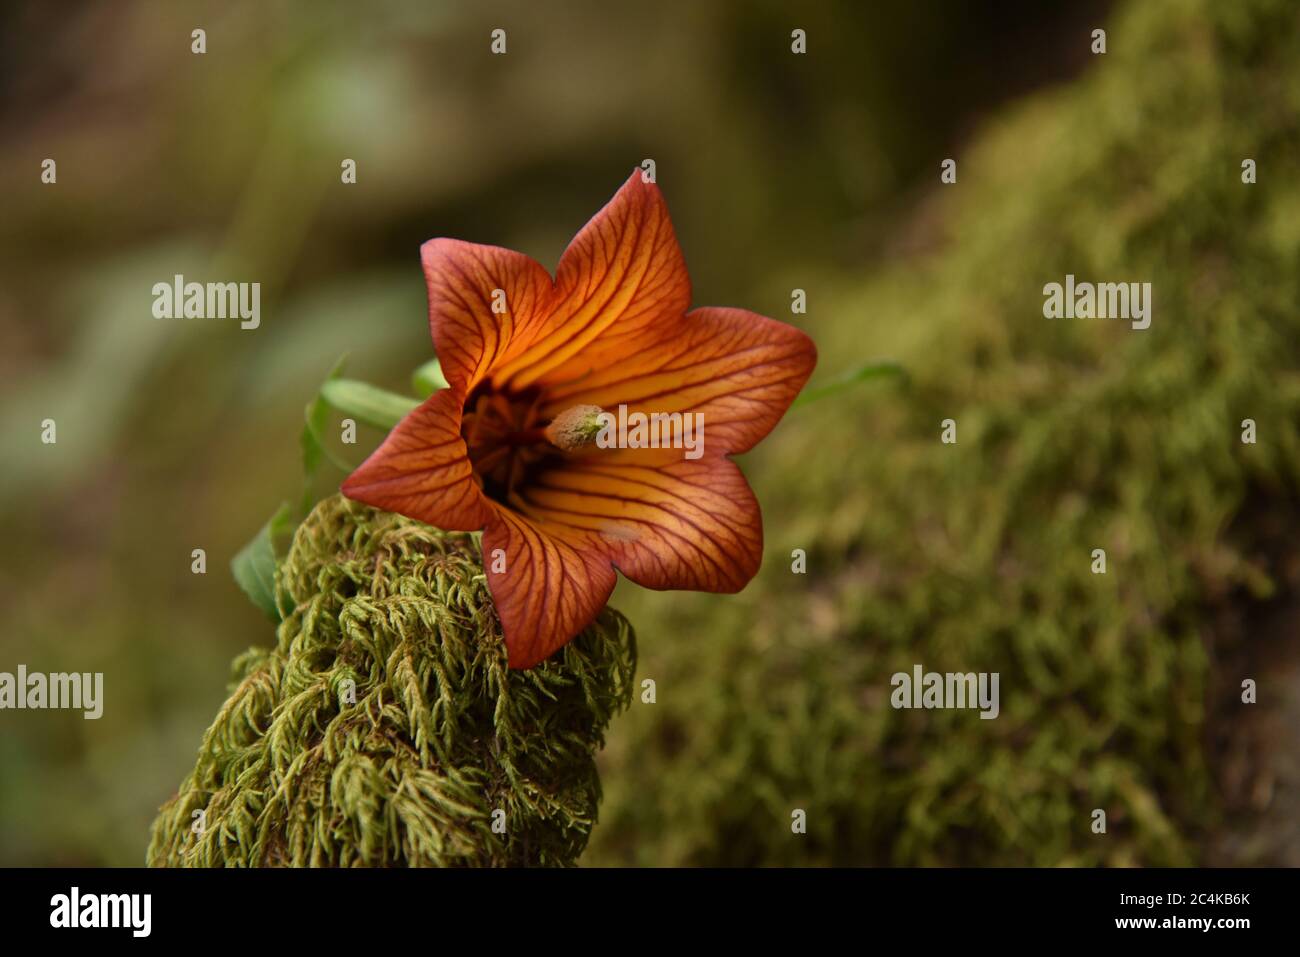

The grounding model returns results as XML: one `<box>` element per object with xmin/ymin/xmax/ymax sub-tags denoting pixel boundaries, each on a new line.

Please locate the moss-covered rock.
<box><xmin>588</xmin><ymin>0</ymin><xmax>1300</xmax><ymax>866</ymax></box>
<box><xmin>149</xmin><ymin>495</ymin><xmax>636</xmax><ymax>867</ymax></box>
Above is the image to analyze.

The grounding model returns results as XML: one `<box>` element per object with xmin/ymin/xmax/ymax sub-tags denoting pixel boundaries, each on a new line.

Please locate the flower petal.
<box><xmin>541</xmin><ymin>306</ymin><xmax>816</xmax><ymax>455</ymax></box>
<box><xmin>489</xmin><ymin>170</ymin><xmax>691</xmax><ymax>392</ymax></box>
<box><xmin>421</xmin><ymin>238</ymin><xmax>556</xmax><ymax>395</ymax></box>
<box><xmin>340</xmin><ymin>389</ymin><xmax>491</xmax><ymax>530</ymax></box>
<box><xmin>513</xmin><ymin>454</ymin><xmax>763</xmax><ymax>593</ymax></box>
<box><xmin>482</xmin><ymin>505</ymin><xmax>617</xmax><ymax>669</ymax></box>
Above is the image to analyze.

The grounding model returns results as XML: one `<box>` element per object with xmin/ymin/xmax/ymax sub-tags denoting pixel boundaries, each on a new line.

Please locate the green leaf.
<box><xmin>412</xmin><ymin>357</ymin><xmax>449</xmax><ymax>397</ymax></box>
<box><xmin>319</xmin><ymin>378</ymin><xmax>421</xmax><ymax>431</ymax></box>
<box><xmin>231</xmin><ymin>503</ymin><xmax>295</xmax><ymax>621</ymax></box>
<box><xmin>300</xmin><ymin>356</ymin><xmax>353</xmax><ymax>510</ymax></box>
<box><xmin>791</xmin><ymin>359</ymin><xmax>907</xmax><ymax>408</ymax></box>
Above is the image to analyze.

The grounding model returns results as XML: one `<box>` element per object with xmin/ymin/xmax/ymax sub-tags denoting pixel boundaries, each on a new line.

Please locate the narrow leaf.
<box><xmin>320</xmin><ymin>378</ymin><xmax>421</xmax><ymax>431</ymax></box>
<box><xmin>301</xmin><ymin>357</ymin><xmax>355</xmax><ymax>512</ymax></box>
<box><xmin>412</xmin><ymin>358</ymin><xmax>450</xmax><ymax>398</ymax></box>
<box><xmin>791</xmin><ymin>359</ymin><xmax>907</xmax><ymax>408</ymax></box>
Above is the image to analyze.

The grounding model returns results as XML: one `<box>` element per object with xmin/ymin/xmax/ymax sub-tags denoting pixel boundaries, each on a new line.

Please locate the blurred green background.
<box><xmin>3</xmin><ymin>0</ymin><xmax>1298</xmax><ymax>866</ymax></box>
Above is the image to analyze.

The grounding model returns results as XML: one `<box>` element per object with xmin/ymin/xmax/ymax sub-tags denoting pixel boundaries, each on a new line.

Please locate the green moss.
<box><xmin>587</xmin><ymin>0</ymin><xmax>1300</xmax><ymax>865</ymax></box>
<box><xmin>148</xmin><ymin>495</ymin><xmax>636</xmax><ymax>867</ymax></box>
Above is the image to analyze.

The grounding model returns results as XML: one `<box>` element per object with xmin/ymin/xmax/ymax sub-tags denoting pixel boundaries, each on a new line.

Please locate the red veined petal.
<box><xmin>488</xmin><ymin>170</ymin><xmax>691</xmax><ymax>392</ymax></box>
<box><xmin>481</xmin><ymin>505</ymin><xmax>617</xmax><ymax>669</ymax></box>
<box><xmin>421</xmin><ymin>238</ymin><xmax>556</xmax><ymax>395</ymax></box>
<box><xmin>540</xmin><ymin>306</ymin><xmax>816</xmax><ymax>455</ymax></box>
<box><xmin>512</xmin><ymin>454</ymin><xmax>763</xmax><ymax>593</ymax></box>
<box><xmin>340</xmin><ymin>389</ymin><xmax>491</xmax><ymax>530</ymax></box>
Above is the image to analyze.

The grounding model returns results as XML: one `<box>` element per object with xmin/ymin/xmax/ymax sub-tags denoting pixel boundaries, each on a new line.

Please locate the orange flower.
<box><xmin>342</xmin><ymin>171</ymin><xmax>816</xmax><ymax>668</ymax></box>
